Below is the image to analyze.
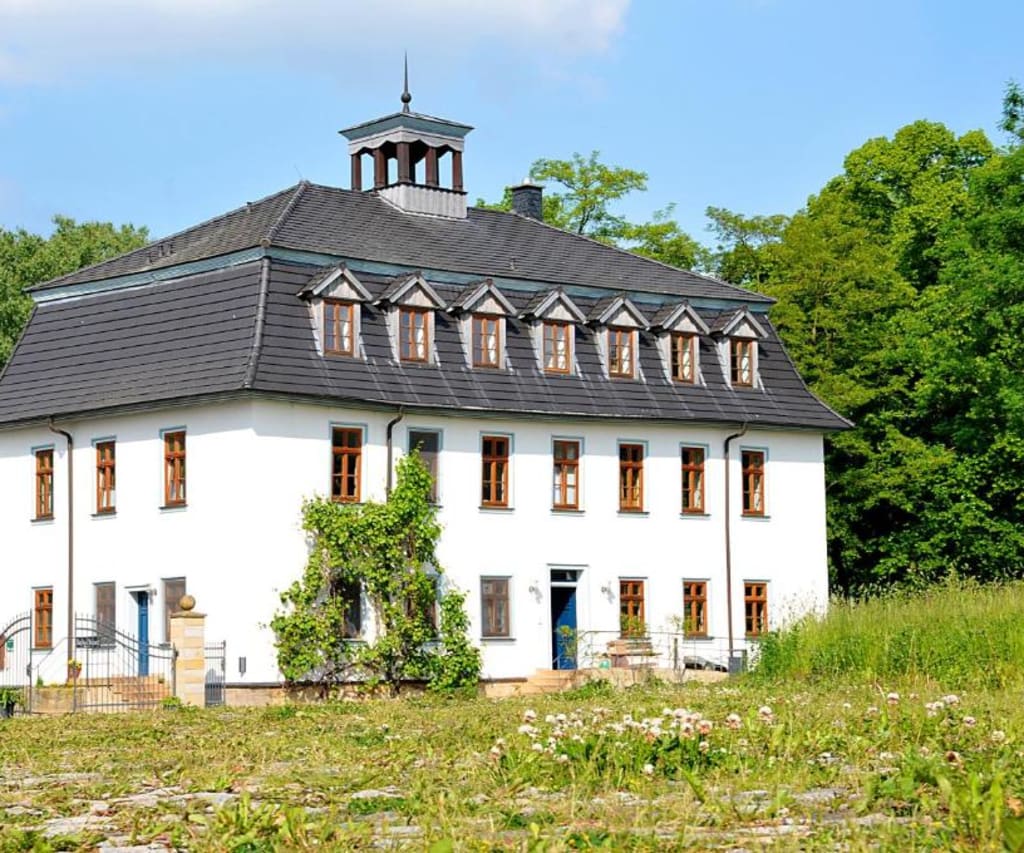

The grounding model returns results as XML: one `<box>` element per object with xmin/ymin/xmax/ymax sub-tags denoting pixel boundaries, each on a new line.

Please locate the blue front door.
<box><xmin>135</xmin><ymin>593</ymin><xmax>150</xmax><ymax>676</ymax></box>
<box><xmin>551</xmin><ymin>586</ymin><xmax>577</xmax><ymax>670</ymax></box>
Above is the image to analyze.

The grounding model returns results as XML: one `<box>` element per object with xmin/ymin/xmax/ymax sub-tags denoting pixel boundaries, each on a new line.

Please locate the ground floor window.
<box><xmin>33</xmin><ymin>587</ymin><xmax>53</xmax><ymax>648</ymax></box>
<box><xmin>619</xmin><ymin>579</ymin><xmax>645</xmax><ymax>637</ymax></box>
<box><xmin>481</xmin><ymin>577</ymin><xmax>510</xmax><ymax>638</ymax></box>
<box><xmin>744</xmin><ymin>582</ymin><xmax>768</xmax><ymax>637</ymax></box>
<box><xmin>682</xmin><ymin>580</ymin><xmax>708</xmax><ymax>637</ymax></box>
<box><xmin>95</xmin><ymin>581</ymin><xmax>116</xmax><ymax>645</ymax></box>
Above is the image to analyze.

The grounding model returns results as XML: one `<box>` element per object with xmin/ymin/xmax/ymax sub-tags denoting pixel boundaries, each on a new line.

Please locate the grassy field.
<box><xmin>2</xmin><ymin>585</ymin><xmax>1024</xmax><ymax>851</ymax></box>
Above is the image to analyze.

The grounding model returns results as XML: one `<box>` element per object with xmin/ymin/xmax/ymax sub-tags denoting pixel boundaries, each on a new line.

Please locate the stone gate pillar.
<box><xmin>170</xmin><ymin>595</ymin><xmax>206</xmax><ymax>707</ymax></box>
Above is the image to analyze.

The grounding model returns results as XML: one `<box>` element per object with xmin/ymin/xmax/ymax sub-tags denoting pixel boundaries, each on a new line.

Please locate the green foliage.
<box><xmin>271</xmin><ymin>454</ymin><xmax>480</xmax><ymax>694</ymax></box>
<box><xmin>0</xmin><ymin>216</ymin><xmax>148</xmax><ymax>368</ymax></box>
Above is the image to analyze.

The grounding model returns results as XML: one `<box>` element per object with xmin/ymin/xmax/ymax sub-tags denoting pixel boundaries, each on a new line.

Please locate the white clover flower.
<box><xmin>642</xmin><ymin>763</ymin><xmax>655</xmax><ymax>776</ymax></box>
<box><xmin>697</xmin><ymin>719</ymin><xmax>713</xmax><ymax>735</ymax></box>
<box><xmin>489</xmin><ymin>745</ymin><xmax>502</xmax><ymax>758</ymax></box>
<box><xmin>865</xmin><ymin>706</ymin><xmax>880</xmax><ymax>717</ymax></box>
<box><xmin>518</xmin><ymin>724</ymin><xmax>538</xmax><ymax>737</ymax></box>
<box><xmin>925</xmin><ymin>701</ymin><xmax>943</xmax><ymax>718</ymax></box>
<box><xmin>531</xmin><ymin>742</ymin><xmax>544</xmax><ymax>753</ymax></box>
<box><xmin>886</xmin><ymin>692</ymin><xmax>900</xmax><ymax>705</ymax></box>
<box><xmin>725</xmin><ymin>713</ymin><xmax>742</xmax><ymax>730</ymax></box>
<box><xmin>963</xmin><ymin>716</ymin><xmax>977</xmax><ymax>728</ymax></box>
<box><xmin>945</xmin><ymin>750</ymin><xmax>962</xmax><ymax>765</ymax></box>
<box><xmin>991</xmin><ymin>730</ymin><xmax>1007</xmax><ymax>744</ymax></box>
<box><xmin>942</xmin><ymin>694</ymin><xmax>961</xmax><ymax>707</ymax></box>
<box><xmin>556</xmin><ymin>753</ymin><xmax>569</xmax><ymax>764</ymax></box>
<box><xmin>842</xmin><ymin>702</ymin><xmax>852</xmax><ymax>711</ymax></box>
<box><xmin>680</xmin><ymin>721</ymin><xmax>695</xmax><ymax>739</ymax></box>
<box><xmin>523</xmin><ymin>709</ymin><xmax>537</xmax><ymax>722</ymax></box>
<box><xmin>919</xmin><ymin>745</ymin><xmax>931</xmax><ymax>757</ymax></box>
<box><xmin>698</xmin><ymin>740</ymin><xmax>710</xmax><ymax>753</ymax></box>
<box><xmin>556</xmin><ymin>713</ymin><xmax>567</xmax><ymax>723</ymax></box>
<box><xmin>758</xmin><ymin>706</ymin><xmax>774</xmax><ymax>722</ymax></box>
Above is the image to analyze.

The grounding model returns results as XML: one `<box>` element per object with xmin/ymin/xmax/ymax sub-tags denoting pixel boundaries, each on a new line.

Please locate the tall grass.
<box><xmin>754</xmin><ymin>580</ymin><xmax>1024</xmax><ymax>688</ymax></box>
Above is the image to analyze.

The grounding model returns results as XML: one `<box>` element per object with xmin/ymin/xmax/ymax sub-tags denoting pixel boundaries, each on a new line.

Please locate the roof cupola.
<box><xmin>340</xmin><ymin>58</ymin><xmax>473</xmax><ymax>219</ymax></box>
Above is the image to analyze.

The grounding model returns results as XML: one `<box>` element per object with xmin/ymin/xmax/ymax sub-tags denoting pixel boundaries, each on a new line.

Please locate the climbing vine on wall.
<box><xmin>271</xmin><ymin>453</ymin><xmax>481</xmax><ymax>695</ymax></box>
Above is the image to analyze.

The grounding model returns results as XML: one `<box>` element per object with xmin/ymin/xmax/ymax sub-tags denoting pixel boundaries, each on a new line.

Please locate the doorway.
<box><xmin>550</xmin><ymin>569</ymin><xmax>581</xmax><ymax>670</ymax></box>
<box><xmin>131</xmin><ymin>590</ymin><xmax>150</xmax><ymax>676</ymax></box>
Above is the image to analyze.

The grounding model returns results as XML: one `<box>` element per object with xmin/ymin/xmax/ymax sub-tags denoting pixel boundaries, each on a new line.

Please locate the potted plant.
<box><xmin>67</xmin><ymin>658</ymin><xmax>82</xmax><ymax>681</ymax></box>
<box><xmin>0</xmin><ymin>686</ymin><xmax>24</xmax><ymax>718</ymax></box>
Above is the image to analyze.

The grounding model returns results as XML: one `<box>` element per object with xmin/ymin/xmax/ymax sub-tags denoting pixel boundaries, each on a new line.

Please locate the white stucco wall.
<box><xmin>0</xmin><ymin>397</ymin><xmax>828</xmax><ymax>685</ymax></box>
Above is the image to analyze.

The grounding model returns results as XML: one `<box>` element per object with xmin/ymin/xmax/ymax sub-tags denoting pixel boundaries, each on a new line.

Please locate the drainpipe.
<box><xmin>723</xmin><ymin>423</ymin><xmax>748</xmax><ymax>670</ymax></box>
<box><xmin>48</xmin><ymin>418</ymin><xmax>74</xmax><ymax>679</ymax></box>
<box><xmin>385</xmin><ymin>408</ymin><xmax>405</xmax><ymax>496</ymax></box>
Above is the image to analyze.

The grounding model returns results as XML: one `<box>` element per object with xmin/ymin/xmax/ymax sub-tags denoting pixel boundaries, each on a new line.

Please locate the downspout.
<box><xmin>48</xmin><ymin>418</ymin><xmax>74</xmax><ymax>679</ymax></box>
<box><xmin>723</xmin><ymin>423</ymin><xmax>748</xmax><ymax>669</ymax></box>
<box><xmin>385</xmin><ymin>408</ymin><xmax>405</xmax><ymax>496</ymax></box>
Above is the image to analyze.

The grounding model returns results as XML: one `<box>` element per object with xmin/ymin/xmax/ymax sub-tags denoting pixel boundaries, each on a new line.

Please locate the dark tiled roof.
<box><xmin>33</xmin><ymin>182</ymin><xmax>771</xmax><ymax>305</ymax></box>
<box><xmin>0</xmin><ymin>259</ymin><xmax>848</xmax><ymax>430</ymax></box>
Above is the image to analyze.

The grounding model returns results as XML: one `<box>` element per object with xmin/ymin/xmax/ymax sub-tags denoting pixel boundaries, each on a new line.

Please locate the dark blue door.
<box><xmin>551</xmin><ymin>586</ymin><xmax>577</xmax><ymax>670</ymax></box>
<box><xmin>135</xmin><ymin>593</ymin><xmax>150</xmax><ymax>676</ymax></box>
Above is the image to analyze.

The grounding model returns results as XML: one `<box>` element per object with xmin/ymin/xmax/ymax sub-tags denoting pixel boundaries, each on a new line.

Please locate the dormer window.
<box><xmin>731</xmin><ymin>339</ymin><xmax>755</xmax><ymax>386</ymax></box>
<box><xmin>671</xmin><ymin>333</ymin><xmax>696</xmax><ymax>383</ymax></box>
<box><xmin>608</xmin><ymin>327</ymin><xmax>635</xmax><ymax>379</ymax></box>
<box><xmin>472</xmin><ymin>315</ymin><xmax>501</xmax><ymax>368</ymax></box>
<box><xmin>543</xmin><ymin>321</ymin><xmax>571</xmax><ymax>374</ymax></box>
<box><xmin>324</xmin><ymin>300</ymin><xmax>355</xmax><ymax>356</ymax></box>
<box><xmin>400</xmin><ymin>307</ymin><xmax>430</xmax><ymax>362</ymax></box>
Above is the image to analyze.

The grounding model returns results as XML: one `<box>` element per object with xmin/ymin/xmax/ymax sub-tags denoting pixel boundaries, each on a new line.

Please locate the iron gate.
<box><xmin>72</xmin><ymin>614</ymin><xmax>176</xmax><ymax>711</ymax></box>
<box><xmin>0</xmin><ymin>613</ymin><xmax>32</xmax><ymax>715</ymax></box>
<box><xmin>204</xmin><ymin>641</ymin><xmax>226</xmax><ymax>707</ymax></box>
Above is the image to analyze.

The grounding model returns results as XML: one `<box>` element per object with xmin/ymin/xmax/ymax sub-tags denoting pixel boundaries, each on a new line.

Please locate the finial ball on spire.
<box><xmin>401</xmin><ymin>53</ymin><xmax>412</xmax><ymax>112</ymax></box>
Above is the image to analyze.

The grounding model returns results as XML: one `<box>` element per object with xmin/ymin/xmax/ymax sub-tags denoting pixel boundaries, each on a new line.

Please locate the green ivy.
<box><xmin>271</xmin><ymin>453</ymin><xmax>480</xmax><ymax>695</ymax></box>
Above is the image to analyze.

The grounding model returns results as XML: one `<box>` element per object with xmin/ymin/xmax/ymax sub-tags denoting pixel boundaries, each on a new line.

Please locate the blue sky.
<box><xmin>1</xmin><ymin>0</ymin><xmax>1021</xmax><ymax>247</ymax></box>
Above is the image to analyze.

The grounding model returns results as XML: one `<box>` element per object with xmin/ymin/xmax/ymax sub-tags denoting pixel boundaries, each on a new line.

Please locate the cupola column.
<box><xmin>425</xmin><ymin>147</ymin><xmax>439</xmax><ymax>187</ymax></box>
<box><xmin>373</xmin><ymin>148</ymin><xmax>387</xmax><ymax>189</ymax></box>
<box><xmin>397</xmin><ymin>141</ymin><xmax>412</xmax><ymax>184</ymax></box>
<box><xmin>350</xmin><ymin>153</ymin><xmax>362</xmax><ymax>192</ymax></box>
<box><xmin>452</xmin><ymin>150</ymin><xmax>464</xmax><ymax>192</ymax></box>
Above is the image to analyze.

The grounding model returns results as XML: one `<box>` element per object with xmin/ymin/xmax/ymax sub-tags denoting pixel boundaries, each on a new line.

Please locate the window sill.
<box><xmin>479</xmin><ymin>506</ymin><xmax>513</xmax><ymax>513</ymax></box>
<box><xmin>679</xmin><ymin>512</ymin><xmax>711</xmax><ymax>519</ymax></box>
<box><xmin>30</xmin><ymin>516</ymin><xmax>54</xmax><ymax>524</ymax></box>
<box><xmin>159</xmin><ymin>504</ymin><xmax>188</xmax><ymax>512</ymax></box>
<box><xmin>741</xmin><ymin>514</ymin><xmax>771</xmax><ymax>521</ymax></box>
<box><xmin>684</xmin><ymin>635</ymin><xmax>712</xmax><ymax>641</ymax></box>
<box><xmin>481</xmin><ymin>636</ymin><xmax>515</xmax><ymax>642</ymax></box>
<box><xmin>92</xmin><ymin>510</ymin><xmax>117</xmax><ymax>519</ymax></box>
<box><xmin>551</xmin><ymin>508</ymin><xmax>584</xmax><ymax>516</ymax></box>
<box><xmin>617</xmin><ymin>510</ymin><xmax>649</xmax><ymax>517</ymax></box>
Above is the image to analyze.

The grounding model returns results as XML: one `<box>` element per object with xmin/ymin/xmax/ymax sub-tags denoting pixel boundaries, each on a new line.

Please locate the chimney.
<box><xmin>511</xmin><ymin>181</ymin><xmax>543</xmax><ymax>221</ymax></box>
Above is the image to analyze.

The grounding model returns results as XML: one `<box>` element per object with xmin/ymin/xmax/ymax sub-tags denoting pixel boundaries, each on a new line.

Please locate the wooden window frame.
<box><xmin>671</xmin><ymin>333</ymin><xmax>697</xmax><ymax>383</ymax></box>
<box><xmin>95</xmin><ymin>581</ymin><xmax>116</xmax><ymax>645</ymax></box>
<box><xmin>730</xmin><ymin>338</ymin><xmax>755</xmax><ymax>387</ymax></box>
<box><xmin>744</xmin><ymin>581</ymin><xmax>768</xmax><ymax>637</ymax></box>
<box><xmin>34</xmin><ymin>447</ymin><xmax>54</xmax><ymax>520</ymax></box>
<box><xmin>618</xmin><ymin>443</ymin><xmax>644</xmax><ymax>512</ymax></box>
<box><xmin>543</xmin><ymin>321</ymin><xmax>571</xmax><ymax>374</ymax></box>
<box><xmin>680</xmin><ymin>446</ymin><xmax>706</xmax><ymax>514</ymax></box>
<box><xmin>683</xmin><ymin>580</ymin><xmax>708</xmax><ymax>637</ymax></box>
<box><xmin>95</xmin><ymin>440</ymin><xmax>116</xmax><ymax>514</ymax></box>
<box><xmin>331</xmin><ymin>427</ymin><xmax>363</xmax><ymax>504</ymax></box>
<box><xmin>552</xmin><ymin>439</ymin><xmax>580</xmax><ymax>510</ymax></box>
<box><xmin>163</xmin><ymin>577</ymin><xmax>187</xmax><ymax>643</ymax></box>
<box><xmin>407</xmin><ymin>429</ymin><xmax>441</xmax><ymax>504</ymax></box>
<box><xmin>472</xmin><ymin>314</ymin><xmax>501</xmax><ymax>368</ymax></box>
<box><xmin>33</xmin><ymin>587</ymin><xmax>53</xmax><ymax>649</ymax></box>
<box><xmin>608</xmin><ymin>327</ymin><xmax>636</xmax><ymax>379</ymax></box>
<box><xmin>480</xmin><ymin>576</ymin><xmax>511</xmax><ymax>639</ymax></box>
<box><xmin>324</xmin><ymin>299</ymin><xmax>355</xmax><ymax>356</ymax></box>
<box><xmin>619</xmin><ymin>579</ymin><xmax>645</xmax><ymax>637</ymax></box>
<box><xmin>163</xmin><ymin>431</ymin><xmax>186</xmax><ymax>508</ymax></box>
<box><xmin>480</xmin><ymin>435</ymin><xmax>510</xmax><ymax>508</ymax></box>
<box><xmin>741</xmin><ymin>450</ymin><xmax>766</xmax><ymax>517</ymax></box>
<box><xmin>399</xmin><ymin>307</ymin><xmax>430</xmax><ymax>363</ymax></box>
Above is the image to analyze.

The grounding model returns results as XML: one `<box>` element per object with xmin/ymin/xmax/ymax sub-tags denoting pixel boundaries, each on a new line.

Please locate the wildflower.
<box><xmin>886</xmin><ymin>692</ymin><xmax>900</xmax><ymax>706</ymax></box>
<box><xmin>642</xmin><ymin>763</ymin><xmax>655</xmax><ymax>776</ymax></box>
<box><xmin>556</xmin><ymin>713</ymin><xmax>567</xmax><ymax>723</ymax></box>
<box><xmin>725</xmin><ymin>713</ymin><xmax>742</xmax><ymax>730</ymax></box>
<box><xmin>991</xmin><ymin>730</ymin><xmax>1007</xmax><ymax>744</ymax></box>
<box><xmin>556</xmin><ymin>753</ymin><xmax>569</xmax><ymax>764</ymax></box>
<box><xmin>698</xmin><ymin>719</ymin><xmax>713</xmax><ymax>736</ymax></box>
<box><xmin>489</xmin><ymin>746</ymin><xmax>502</xmax><ymax>759</ymax></box>
<box><xmin>925</xmin><ymin>701</ymin><xmax>943</xmax><ymax>718</ymax></box>
<box><xmin>758</xmin><ymin>706</ymin><xmax>774</xmax><ymax>723</ymax></box>
<box><xmin>518</xmin><ymin>724</ymin><xmax>538</xmax><ymax>737</ymax></box>
<box><xmin>963</xmin><ymin>716</ymin><xmax>977</xmax><ymax>728</ymax></box>
<box><xmin>865</xmin><ymin>706</ymin><xmax>880</xmax><ymax>717</ymax></box>
<box><xmin>919</xmin><ymin>746</ymin><xmax>930</xmax><ymax>757</ymax></box>
<box><xmin>523</xmin><ymin>709</ymin><xmax>537</xmax><ymax>722</ymax></box>
<box><xmin>495</xmin><ymin>737</ymin><xmax>506</xmax><ymax>747</ymax></box>
<box><xmin>698</xmin><ymin>740</ymin><xmax>710</xmax><ymax>753</ymax></box>
<box><xmin>942</xmin><ymin>694</ymin><xmax>961</xmax><ymax>707</ymax></box>
<box><xmin>531</xmin><ymin>742</ymin><xmax>544</xmax><ymax>753</ymax></box>
<box><xmin>680</xmin><ymin>721</ymin><xmax>695</xmax><ymax>739</ymax></box>
<box><xmin>841</xmin><ymin>702</ymin><xmax>852</xmax><ymax>711</ymax></box>
<box><xmin>545</xmin><ymin>714</ymin><xmax>557</xmax><ymax>724</ymax></box>
<box><xmin>945</xmin><ymin>750</ymin><xmax>962</xmax><ymax>765</ymax></box>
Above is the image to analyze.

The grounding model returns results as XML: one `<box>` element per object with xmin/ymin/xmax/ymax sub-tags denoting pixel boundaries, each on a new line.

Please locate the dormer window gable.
<box><xmin>519</xmin><ymin>289</ymin><xmax>586</xmax><ymax>376</ymax></box>
<box><xmin>374</xmin><ymin>272</ymin><xmax>447</xmax><ymax>364</ymax></box>
<box><xmin>300</xmin><ymin>264</ymin><xmax>372</xmax><ymax>358</ymax></box>
<box><xmin>651</xmin><ymin>302</ymin><xmax>710</xmax><ymax>385</ymax></box>
<box><xmin>447</xmin><ymin>279</ymin><xmax>516</xmax><ymax>370</ymax></box>
<box><xmin>587</xmin><ymin>294</ymin><xmax>649</xmax><ymax>381</ymax></box>
<box><xmin>713</xmin><ymin>307</ymin><xmax>768</xmax><ymax>389</ymax></box>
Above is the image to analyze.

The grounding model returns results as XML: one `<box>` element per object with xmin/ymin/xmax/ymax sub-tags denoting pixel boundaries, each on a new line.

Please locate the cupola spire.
<box><xmin>401</xmin><ymin>53</ymin><xmax>412</xmax><ymax>113</ymax></box>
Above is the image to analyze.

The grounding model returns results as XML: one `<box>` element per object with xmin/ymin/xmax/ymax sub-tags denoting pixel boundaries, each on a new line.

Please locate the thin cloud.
<box><xmin>0</xmin><ymin>0</ymin><xmax>630</xmax><ymax>84</ymax></box>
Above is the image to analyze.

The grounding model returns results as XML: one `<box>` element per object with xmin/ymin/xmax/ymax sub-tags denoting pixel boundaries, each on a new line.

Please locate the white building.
<box><xmin>0</xmin><ymin>95</ymin><xmax>848</xmax><ymax>689</ymax></box>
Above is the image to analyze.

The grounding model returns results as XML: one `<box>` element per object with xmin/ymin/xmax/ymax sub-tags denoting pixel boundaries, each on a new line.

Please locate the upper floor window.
<box><xmin>481</xmin><ymin>577</ymin><xmax>510</xmax><ymax>638</ymax></box>
<box><xmin>331</xmin><ymin>427</ymin><xmax>362</xmax><ymax>503</ymax></box>
<box><xmin>96</xmin><ymin>440</ymin><xmax>116</xmax><ymax>514</ymax></box>
<box><xmin>324</xmin><ymin>300</ymin><xmax>355</xmax><ymax>356</ymax></box>
<box><xmin>481</xmin><ymin>435</ymin><xmax>510</xmax><ymax>508</ymax></box>
<box><xmin>472</xmin><ymin>315</ymin><xmax>501</xmax><ymax>368</ymax></box>
<box><xmin>408</xmin><ymin>429</ymin><xmax>440</xmax><ymax>503</ymax></box>
<box><xmin>34</xmin><ymin>448</ymin><xmax>54</xmax><ymax>520</ymax></box>
<box><xmin>399</xmin><ymin>307</ymin><xmax>430</xmax><ymax>362</ymax></box>
<box><xmin>552</xmin><ymin>439</ymin><xmax>580</xmax><ymax>510</ymax></box>
<box><xmin>671</xmin><ymin>333</ymin><xmax>697</xmax><ymax>383</ymax></box>
<box><xmin>619</xmin><ymin>579</ymin><xmax>645</xmax><ymax>637</ymax></box>
<box><xmin>34</xmin><ymin>587</ymin><xmax>53</xmax><ymax>648</ymax></box>
<box><xmin>731</xmin><ymin>339</ymin><xmax>755</xmax><ymax>387</ymax></box>
<box><xmin>608</xmin><ymin>328</ymin><xmax>635</xmax><ymax>379</ymax></box>
<box><xmin>543</xmin><ymin>322</ymin><xmax>571</xmax><ymax>374</ymax></box>
<box><xmin>744</xmin><ymin>581</ymin><xmax>768</xmax><ymax>637</ymax></box>
<box><xmin>618</xmin><ymin>443</ymin><xmax>644</xmax><ymax>512</ymax></box>
<box><xmin>683</xmin><ymin>580</ymin><xmax>708</xmax><ymax>637</ymax></box>
<box><xmin>163</xmin><ymin>431</ymin><xmax>186</xmax><ymax>507</ymax></box>
<box><xmin>741</xmin><ymin>450</ymin><xmax>765</xmax><ymax>516</ymax></box>
<box><xmin>681</xmin><ymin>446</ymin><xmax>705</xmax><ymax>514</ymax></box>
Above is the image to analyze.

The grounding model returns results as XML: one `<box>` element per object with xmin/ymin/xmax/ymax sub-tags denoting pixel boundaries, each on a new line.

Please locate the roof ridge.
<box><xmin>469</xmin><ymin>205</ymin><xmax>773</xmax><ymax>305</ymax></box>
<box><xmin>263</xmin><ymin>180</ymin><xmax>310</xmax><ymax>245</ymax></box>
<box><xmin>32</xmin><ymin>183</ymin><xmax>306</xmax><ymax>291</ymax></box>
